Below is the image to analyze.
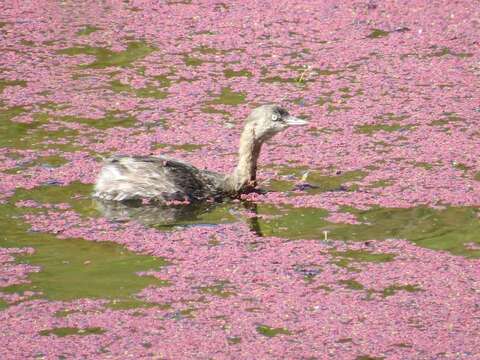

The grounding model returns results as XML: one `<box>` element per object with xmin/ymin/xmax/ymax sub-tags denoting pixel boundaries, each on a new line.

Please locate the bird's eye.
<box><xmin>272</xmin><ymin>114</ymin><xmax>279</xmax><ymax>121</ymax></box>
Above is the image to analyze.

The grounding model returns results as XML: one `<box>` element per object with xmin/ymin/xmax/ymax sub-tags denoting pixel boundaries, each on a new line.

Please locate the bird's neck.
<box><xmin>227</xmin><ymin>123</ymin><xmax>262</xmax><ymax>193</ymax></box>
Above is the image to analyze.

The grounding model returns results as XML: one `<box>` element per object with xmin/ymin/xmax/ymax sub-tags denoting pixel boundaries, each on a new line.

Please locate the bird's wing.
<box><xmin>94</xmin><ymin>155</ymin><xmax>208</xmax><ymax>201</ymax></box>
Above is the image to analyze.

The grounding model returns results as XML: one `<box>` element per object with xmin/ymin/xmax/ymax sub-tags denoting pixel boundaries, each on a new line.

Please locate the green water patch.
<box><xmin>256</xmin><ymin>324</ymin><xmax>292</xmax><ymax>337</ymax></box>
<box><xmin>3</xmin><ymin>155</ymin><xmax>68</xmax><ymax>175</ymax></box>
<box><xmin>0</xmin><ymin>108</ymin><xmax>79</xmax><ymax>150</ymax></box>
<box><xmin>0</xmin><ymin>198</ymin><xmax>168</xmax><ymax>301</ymax></box>
<box><xmin>110</xmin><ymin>80</ymin><xmax>167</xmax><ymax>99</ymax></box>
<box><xmin>367</xmin><ymin>179</ymin><xmax>393</xmax><ymax>189</ymax></box>
<box><xmin>0</xmin><ymin>106</ymin><xmax>29</xmax><ymax>147</ymax></box>
<box><xmin>199</xmin><ymin>280</ymin><xmax>236</xmax><ymax>298</ymax></box>
<box><xmin>208</xmin><ymin>87</ymin><xmax>246</xmax><ymax>105</ymax></box>
<box><xmin>194</xmin><ymin>45</ymin><xmax>225</xmax><ymax>55</ymax></box>
<box><xmin>430</xmin><ymin>112</ymin><xmax>465</xmax><ymax>127</ymax></box>
<box><xmin>339</xmin><ymin>279</ymin><xmax>364</xmax><ymax>290</ymax></box>
<box><xmin>200</xmin><ymin>106</ymin><xmax>231</xmax><ymax>116</ymax></box>
<box><xmin>61</xmin><ymin>111</ymin><xmax>137</xmax><ymax>129</ymax></box>
<box><xmin>374</xmin><ymin>112</ymin><xmax>410</xmax><ymax>122</ymax></box>
<box><xmin>57</xmin><ymin>41</ymin><xmax>155</xmax><ymax>68</ymax></box>
<box><xmin>11</xmin><ymin>182</ymin><xmax>98</xmax><ymax>218</ymax></box>
<box><xmin>427</xmin><ymin>46</ymin><xmax>473</xmax><ymax>58</ymax></box>
<box><xmin>453</xmin><ymin>162</ymin><xmax>470</xmax><ymax>173</ymax></box>
<box><xmin>380</xmin><ymin>284</ymin><xmax>421</xmax><ymax>298</ymax></box>
<box><xmin>411</xmin><ymin>161</ymin><xmax>435</xmax><ymax>170</ymax></box>
<box><xmin>0</xmin><ymin>79</ymin><xmax>27</xmax><ymax>94</ymax></box>
<box><xmin>254</xmin><ymin>205</ymin><xmax>480</xmax><ymax>257</ymax></box>
<box><xmin>152</xmin><ymin>74</ymin><xmax>173</xmax><ymax>88</ymax></box>
<box><xmin>39</xmin><ymin>327</ymin><xmax>106</xmax><ymax>337</ymax></box>
<box><xmin>183</xmin><ymin>55</ymin><xmax>205</xmax><ymax>67</ymax></box>
<box><xmin>261</xmin><ymin>75</ymin><xmax>299</xmax><ymax>84</ymax></box>
<box><xmin>106</xmin><ymin>298</ymin><xmax>168</xmax><ymax>310</ymax></box>
<box><xmin>276</xmin><ymin>166</ymin><xmax>367</xmax><ymax>193</ymax></box>
<box><xmin>355</xmin><ymin>123</ymin><xmax>413</xmax><ymax>135</ymax></box>
<box><xmin>327</xmin><ymin>104</ymin><xmax>353</xmax><ymax>114</ymax></box>
<box><xmin>367</xmin><ymin>29</ymin><xmax>390</xmax><ymax>39</ymax></box>
<box><xmin>317</xmin><ymin>95</ymin><xmax>333</xmax><ymax>106</ymax></box>
<box><xmin>153</xmin><ymin>143</ymin><xmax>203</xmax><ymax>152</ymax></box>
<box><xmin>76</xmin><ymin>25</ymin><xmax>100</xmax><ymax>36</ymax></box>
<box><xmin>356</xmin><ymin>355</ymin><xmax>385</xmax><ymax>360</ymax></box>
<box><xmin>263</xmin><ymin>179</ymin><xmax>295</xmax><ymax>192</ymax></box>
<box><xmin>330</xmin><ymin>250</ymin><xmax>395</xmax><ymax>270</ymax></box>
<box><xmin>224</xmin><ymin>69</ymin><xmax>253</xmax><ymax>78</ymax></box>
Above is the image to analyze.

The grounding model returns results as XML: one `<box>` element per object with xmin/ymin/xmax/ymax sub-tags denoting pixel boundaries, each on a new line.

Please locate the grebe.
<box><xmin>93</xmin><ymin>105</ymin><xmax>307</xmax><ymax>203</ymax></box>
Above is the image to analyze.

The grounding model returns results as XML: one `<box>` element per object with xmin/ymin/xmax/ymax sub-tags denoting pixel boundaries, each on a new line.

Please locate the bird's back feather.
<box><xmin>93</xmin><ymin>155</ymin><xmax>224</xmax><ymax>202</ymax></box>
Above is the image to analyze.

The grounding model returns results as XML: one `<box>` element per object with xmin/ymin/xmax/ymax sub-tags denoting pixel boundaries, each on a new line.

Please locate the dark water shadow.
<box><xmin>94</xmin><ymin>198</ymin><xmax>240</xmax><ymax>229</ymax></box>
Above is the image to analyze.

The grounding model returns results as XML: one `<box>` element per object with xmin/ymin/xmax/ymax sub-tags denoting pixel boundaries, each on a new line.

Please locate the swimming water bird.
<box><xmin>93</xmin><ymin>105</ymin><xmax>308</xmax><ymax>203</ymax></box>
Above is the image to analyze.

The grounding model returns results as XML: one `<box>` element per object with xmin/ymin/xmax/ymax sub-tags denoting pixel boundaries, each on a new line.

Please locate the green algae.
<box><xmin>368</xmin><ymin>179</ymin><xmax>393</xmax><ymax>188</ymax></box>
<box><xmin>380</xmin><ymin>284</ymin><xmax>422</xmax><ymax>298</ymax></box>
<box><xmin>326</xmin><ymin>104</ymin><xmax>353</xmax><ymax>113</ymax></box>
<box><xmin>255</xmin><ymin>205</ymin><xmax>480</xmax><ymax>257</ymax></box>
<box><xmin>106</xmin><ymin>298</ymin><xmax>168</xmax><ymax>310</ymax></box>
<box><xmin>39</xmin><ymin>327</ymin><xmax>106</xmax><ymax>337</ymax></box>
<box><xmin>209</xmin><ymin>87</ymin><xmax>246</xmax><ymax>105</ymax></box>
<box><xmin>261</xmin><ymin>75</ymin><xmax>298</xmax><ymax>84</ymax></box>
<box><xmin>427</xmin><ymin>47</ymin><xmax>473</xmax><ymax>58</ymax></box>
<box><xmin>316</xmin><ymin>69</ymin><xmax>343</xmax><ymax>76</ymax></box>
<box><xmin>153</xmin><ymin>74</ymin><xmax>172</xmax><ymax>88</ymax></box>
<box><xmin>338</xmin><ymin>279</ymin><xmax>364</xmax><ymax>290</ymax></box>
<box><xmin>199</xmin><ymin>281</ymin><xmax>236</xmax><ymax>298</ymax></box>
<box><xmin>54</xmin><ymin>309</ymin><xmax>80</xmax><ymax>318</ymax></box>
<box><xmin>0</xmin><ymin>79</ymin><xmax>27</xmax><ymax>94</ymax></box>
<box><xmin>375</xmin><ymin>113</ymin><xmax>410</xmax><ymax>122</ymax></box>
<box><xmin>0</xmin><ymin>106</ymin><xmax>29</xmax><ymax>147</ymax></box>
<box><xmin>367</xmin><ymin>29</ymin><xmax>389</xmax><ymax>39</ymax></box>
<box><xmin>61</xmin><ymin>111</ymin><xmax>137</xmax><ymax>129</ymax></box>
<box><xmin>184</xmin><ymin>56</ymin><xmax>204</xmax><ymax>67</ymax></box>
<box><xmin>429</xmin><ymin>112</ymin><xmax>465</xmax><ymax>127</ymax></box>
<box><xmin>263</xmin><ymin>179</ymin><xmax>295</xmax><ymax>192</ymax></box>
<box><xmin>200</xmin><ymin>106</ymin><xmax>231</xmax><ymax>116</ymax></box>
<box><xmin>224</xmin><ymin>69</ymin><xmax>253</xmax><ymax>78</ymax></box>
<box><xmin>276</xmin><ymin>166</ymin><xmax>367</xmax><ymax>193</ymax></box>
<box><xmin>58</xmin><ymin>41</ymin><xmax>155</xmax><ymax>68</ymax></box>
<box><xmin>356</xmin><ymin>356</ymin><xmax>385</xmax><ymax>360</ymax></box>
<box><xmin>412</xmin><ymin>162</ymin><xmax>434</xmax><ymax>170</ymax></box>
<box><xmin>256</xmin><ymin>325</ymin><xmax>292</xmax><ymax>337</ymax></box>
<box><xmin>76</xmin><ymin>25</ymin><xmax>100</xmax><ymax>36</ymax></box>
<box><xmin>330</xmin><ymin>250</ymin><xmax>395</xmax><ymax>270</ymax></box>
<box><xmin>3</xmin><ymin>155</ymin><xmax>69</xmax><ymax>175</ymax></box>
<box><xmin>152</xmin><ymin>143</ymin><xmax>203</xmax><ymax>152</ymax></box>
<box><xmin>474</xmin><ymin>172</ymin><xmax>480</xmax><ymax>181</ymax></box>
<box><xmin>355</xmin><ymin>123</ymin><xmax>413</xmax><ymax>135</ymax></box>
<box><xmin>110</xmin><ymin>80</ymin><xmax>168</xmax><ymax>99</ymax></box>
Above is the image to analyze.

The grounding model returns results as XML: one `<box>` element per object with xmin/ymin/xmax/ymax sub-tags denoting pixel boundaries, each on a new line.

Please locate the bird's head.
<box><xmin>245</xmin><ymin>104</ymin><xmax>308</xmax><ymax>142</ymax></box>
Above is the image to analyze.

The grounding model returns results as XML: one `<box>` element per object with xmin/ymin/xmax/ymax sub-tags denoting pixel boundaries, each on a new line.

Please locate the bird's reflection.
<box><xmin>95</xmin><ymin>198</ymin><xmax>263</xmax><ymax>234</ymax></box>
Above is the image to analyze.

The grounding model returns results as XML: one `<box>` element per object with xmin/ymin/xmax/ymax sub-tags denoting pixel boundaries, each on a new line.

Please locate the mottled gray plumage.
<box><xmin>93</xmin><ymin>105</ymin><xmax>307</xmax><ymax>203</ymax></box>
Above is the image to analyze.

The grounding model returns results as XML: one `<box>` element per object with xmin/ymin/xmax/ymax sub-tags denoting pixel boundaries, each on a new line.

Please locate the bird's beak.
<box><xmin>284</xmin><ymin>115</ymin><xmax>308</xmax><ymax>126</ymax></box>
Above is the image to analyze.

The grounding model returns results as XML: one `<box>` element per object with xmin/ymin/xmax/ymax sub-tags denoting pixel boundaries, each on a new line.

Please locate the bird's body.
<box><xmin>94</xmin><ymin>155</ymin><xmax>228</xmax><ymax>202</ymax></box>
<box><xmin>93</xmin><ymin>105</ymin><xmax>307</xmax><ymax>203</ymax></box>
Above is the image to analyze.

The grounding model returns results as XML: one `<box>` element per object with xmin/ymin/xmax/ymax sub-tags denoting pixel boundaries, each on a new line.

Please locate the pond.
<box><xmin>0</xmin><ymin>1</ymin><xmax>479</xmax><ymax>359</ymax></box>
